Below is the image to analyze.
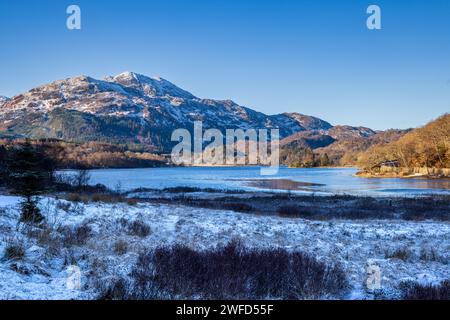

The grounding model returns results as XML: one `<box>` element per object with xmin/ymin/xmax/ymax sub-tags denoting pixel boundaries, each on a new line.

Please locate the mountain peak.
<box><xmin>0</xmin><ymin>96</ymin><xmax>10</xmax><ymax>106</ymax></box>
<box><xmin>108</xmin><ymin>71</ymin><xmax>197</xmax><ymax>100</ymax></box>
<box><xmin>115</xmin><ymin>71</ymin><xmax>163</xmax><ymax>81</ymax></box>
<box><xmin>283</xmin><ymin>112</ymin><xmax>333</xmax><ymax>131</ymax></box>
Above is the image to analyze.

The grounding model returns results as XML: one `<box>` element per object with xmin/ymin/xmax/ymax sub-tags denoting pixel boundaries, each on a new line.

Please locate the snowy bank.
<box><xmin>0</xmin><ymin>195</ymin><xmax>449</xmax><ymax>300</ymax></box>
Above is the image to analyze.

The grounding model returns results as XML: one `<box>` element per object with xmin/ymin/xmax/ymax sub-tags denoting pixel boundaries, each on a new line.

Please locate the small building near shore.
<box><xmin>380</xmin><ymin>160</ymin><xmax>400</xmax><ymax>168</ymax></box>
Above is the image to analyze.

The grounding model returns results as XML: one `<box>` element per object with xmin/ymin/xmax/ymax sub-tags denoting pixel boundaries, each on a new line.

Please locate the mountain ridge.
<box><xmin>0</xmin><ymin>72</ymin><xmax>377</xmax><ymax>153</ymax></box>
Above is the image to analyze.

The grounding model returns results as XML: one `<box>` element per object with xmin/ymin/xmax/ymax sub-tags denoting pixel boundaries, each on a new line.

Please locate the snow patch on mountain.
<box><xmin>107</xmin><ymin>72</ymin><xmax>197</xmax><ymax>100</ymax></box>
<box><xmin>0</xmin><ymin>96</ymin><xmax>10</xmax><ymax>108</ymax></box>
<box><xmin>284</xmin><ymin>112</ymin><xmax>333</xmax><ymax>131</ymax></box>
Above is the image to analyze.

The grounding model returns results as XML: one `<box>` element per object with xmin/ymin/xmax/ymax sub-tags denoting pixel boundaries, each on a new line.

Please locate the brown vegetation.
<box><xmin>0</xmin><ymin>138</ymin><xmax>167</xmax><ymax>169</ymax></box>
<box><xmin>281</xmin><ymin>129</ymin><xmax>408</xmax><ymax>167</ymax></box>
<box><xmin>358</xmin><ymin>114</ymin><xmax>450</xmax><ymax>170</ymax></box>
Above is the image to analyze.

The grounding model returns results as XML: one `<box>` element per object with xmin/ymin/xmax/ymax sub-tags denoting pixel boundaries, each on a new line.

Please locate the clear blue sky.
<box><xmin>0</xmin><ymin>0</ymin><xmax>449</xmax><ymax>130</ymax></box>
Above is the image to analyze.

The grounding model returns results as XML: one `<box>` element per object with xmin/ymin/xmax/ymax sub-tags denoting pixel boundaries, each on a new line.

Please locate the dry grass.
<box><xmin>65</xmin><ymin>192</ymin><xmax>136</xmax><ymax>205</ymax></box>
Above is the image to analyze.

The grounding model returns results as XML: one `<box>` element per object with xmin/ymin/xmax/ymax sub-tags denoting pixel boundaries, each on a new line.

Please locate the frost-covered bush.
<box><xmin>114</xmin><ymin>240</ymin><xmax>128</xmax><ymax>255</ymax></box>
<box><xmin>103</xmin><ymin>241</ymin><xmax>349</xmax><ymax>300</ymax></box>
<box><xmin>121</xmin><ymin>219</ymin><xmax>151</xmax><ymax>238</ymax></box>
<box><xmin>3</xmin><ymin>237</ymin><xmax>26</xmax><ymax>261</ymax></box>
<box><xmin>400</xmin><ymin>280</ymin><xmax>450</xmax><ymax>300</ymax></box>
<box><xmin>60</xmin><ymin>223</ymin><xmax>92</xmax><ymax>246</ymax></box>
<box><xmin>385</xmin><ymin>247</ymin><xmax>413</xmax><ymax>261</ymax></box>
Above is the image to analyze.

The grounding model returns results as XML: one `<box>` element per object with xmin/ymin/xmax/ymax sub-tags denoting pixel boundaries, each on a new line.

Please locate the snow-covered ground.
<box><xmin>0</xmin><ymin>195</ymin><xmax>449</xmax><ymax>300</ymax></box>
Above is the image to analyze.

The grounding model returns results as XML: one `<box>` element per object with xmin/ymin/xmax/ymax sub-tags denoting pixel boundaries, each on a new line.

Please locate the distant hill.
<box><xmin>357</xmin><ymin>114</ymin><xmax>450</xmax><ymax>170</ymax></box>
<box><xmin>279</xmin><ymin>125</ymin><xmax>406</xmax><ymax>167</ymax></box>
<box><xmin>316</xmin><ymin>129</ymin><xmax>409</xmax><ymax>166</ymax></box>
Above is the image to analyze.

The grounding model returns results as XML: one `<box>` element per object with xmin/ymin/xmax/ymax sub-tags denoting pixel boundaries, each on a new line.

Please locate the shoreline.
<box><xmin>356</xmin><ymin>171</ymin><xmax>450</xmax><ymax>180</ymax></box>
<box><xmin>60</xmin><ymin>165</ymin><xmax>450</xmax><ymax>180</ymax></box>
<box><xmin>130</xmin><ymin>189</ymin><xmax>450</xmax><ymax>221</ymax></box>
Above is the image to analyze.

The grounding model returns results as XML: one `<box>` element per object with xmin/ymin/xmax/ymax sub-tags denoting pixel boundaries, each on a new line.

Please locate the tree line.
<box><xmin>357</xmin><ymin>114</ymin><xmax>450</xmax><ymax>170</ymax></box>
<box><xmin>0</xmin><ymin>139</ymin><xmax>167</xmax><ymax>169</ymax></box>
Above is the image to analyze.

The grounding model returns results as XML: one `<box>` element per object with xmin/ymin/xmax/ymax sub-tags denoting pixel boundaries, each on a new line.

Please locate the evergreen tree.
<box><xmin>5</xmin><ymin>140</ymin><xmax>55</xmax><ymax>223</ymax></box>
<box><xmin>0</xmin><ymin>145</ymin><xmax>7</xmax><ymax>186</ymax></box>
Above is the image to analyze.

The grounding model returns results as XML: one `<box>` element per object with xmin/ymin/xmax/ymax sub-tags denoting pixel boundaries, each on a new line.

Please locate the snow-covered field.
<box><xmin>0</xmin><ymin>195</ymin><xmax>449</xmax><ymax>300</ymax></box>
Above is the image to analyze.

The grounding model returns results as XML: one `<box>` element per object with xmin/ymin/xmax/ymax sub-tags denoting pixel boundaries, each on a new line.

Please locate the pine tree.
<box><xmin>0</xmin><ymin>145</ymin><xmax>7</xmax><ymax>186</ymax></box>
<box><xmin>5</xmin><ymin>140</ymin><xmax>54</xmax><ymax>223</ymax></box>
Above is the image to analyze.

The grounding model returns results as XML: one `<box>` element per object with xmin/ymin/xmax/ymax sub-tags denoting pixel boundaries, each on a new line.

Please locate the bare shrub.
<box><xmin>36</xmin><ymin>227</ymin><xmax>63</xmax><ymax>256</ymax></box>
<box><xmin>400</xmin><ymin>280</ymin><xmax>450</xmax><ymax>300</ymax></box>
<box><xmin>116</xmin><ymin>241</ymin><xmax>348</xmax><ymax>300</ymax></box>
<box><xmin>419</xmin><ymin>247</ymin><xmax>446</xmax><ymax>263</ymax></box>
<box><xmin>98</xmin><ymin>277</ymin><xmax>130</xmax><ymax>300</ymax></box>
<box><xmin>3</xmin><ymin>238</ymin><xmax>26</xmax><ymax>261</ymax></box>
<box><xmin>60</xmin><ymin>223</ymin><xmax>92</xmax><ymax>246</ymax></box>
<box><xmin>114</xmin><ymin>240</ymin><xmax>128</xmax><ymax>255</ymax></box>
<box><xmin>56</xmin><ymin>201</ymin><xmax>72</xmax><ymax>212</ymax></box>
<box><xmin>75</xmin><ymin>169</ymin><xmax>91</xmax><ymax>189</ymax></box>
<box><xmin>124</xmin><ymin>220</ymin><xmax>151</xmax><ymax>238</ymax></box>
<box><xmin>385</xmin><ymin>247</ymin><xmax>413</xmax><ymax>261</ymax></box>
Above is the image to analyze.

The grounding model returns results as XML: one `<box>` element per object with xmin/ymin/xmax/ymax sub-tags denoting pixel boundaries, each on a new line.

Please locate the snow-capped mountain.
<box><xmin>327</xmin><ymin>125</ymin><xmax>376</xmax><ymax>140</ymax></box>
<box><xmin>0</xmin><ymin>72</ymin><xmax>372</xmax><ymax>151</ymax></box>
<box><xmin>0</xmin><ymin>96</ymin><xmax>9</xmax><ymax>106</ymax></box>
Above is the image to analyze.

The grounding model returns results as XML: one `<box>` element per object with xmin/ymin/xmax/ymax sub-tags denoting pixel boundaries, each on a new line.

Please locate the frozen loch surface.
<box><xmin>65</xmin><ymin>167</ymin><xmax>450</xmax><ymax>197</ymax></box>
<box><xmin>0</xmin><ymin>195</ymin><xmax>449</xmax><ymax>299</ymax></box>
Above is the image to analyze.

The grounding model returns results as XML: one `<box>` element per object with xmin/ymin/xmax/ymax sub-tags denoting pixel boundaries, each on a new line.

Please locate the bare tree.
<box><xmin>75</xmin><ymin>169</ymin><xmax>91</xmax><ymax>190</ymax></box>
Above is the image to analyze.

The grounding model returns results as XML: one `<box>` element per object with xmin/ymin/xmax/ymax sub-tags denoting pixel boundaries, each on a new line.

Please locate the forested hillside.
<box><xmin>357</xmin><ymin>114</ymin><xmax>450</xmax><ymax>170</ymax></box>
